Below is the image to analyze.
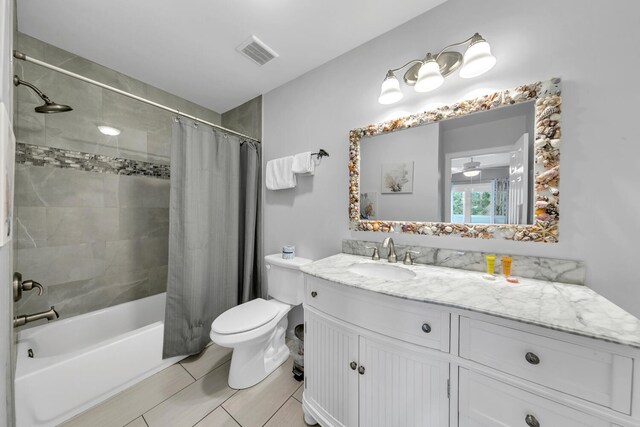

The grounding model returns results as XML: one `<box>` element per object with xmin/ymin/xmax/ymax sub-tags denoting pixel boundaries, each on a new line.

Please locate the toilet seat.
<box><xmin>212</xmin><ymin>298</ymin><xmax>280</xmax><ymax>335</ymax></box>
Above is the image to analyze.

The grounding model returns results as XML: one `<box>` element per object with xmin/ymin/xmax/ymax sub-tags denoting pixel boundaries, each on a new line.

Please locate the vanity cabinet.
<box><xmin>302</xmin><ymin>274</ymin><xmax>639</xmax><ymax>427</ymax></box>
<box><xmin>304</xmin><ymin>276</ymin><xmax>450</xmax><ymax>427</ymax></box>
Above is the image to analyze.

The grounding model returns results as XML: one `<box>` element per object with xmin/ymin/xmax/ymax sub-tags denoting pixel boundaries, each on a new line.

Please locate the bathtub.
<box><xmin>15</xmin><ymin>293</ymin><xmax>185</xmax><ymax>427</ymax></box>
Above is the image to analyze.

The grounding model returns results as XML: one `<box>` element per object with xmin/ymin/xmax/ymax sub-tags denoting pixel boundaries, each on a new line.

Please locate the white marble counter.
<box><xmin>301</xmin><ymin>253</ymin><xmax>640</xmax><ymax>349</ymax></box>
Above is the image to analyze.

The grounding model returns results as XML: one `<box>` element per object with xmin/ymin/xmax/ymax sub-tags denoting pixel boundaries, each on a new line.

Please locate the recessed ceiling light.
<box><xmin>98</xmin><ymin>125</ymin><xmax>121</xmax><ymax>136</ymax></box>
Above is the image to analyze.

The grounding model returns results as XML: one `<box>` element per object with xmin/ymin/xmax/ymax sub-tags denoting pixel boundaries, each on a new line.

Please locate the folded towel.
<box><xmin>292</xmin><ymin>152</ymin><xmax>315</xmax><ymax>175</ymax></box>
<box><xmin>266</xmin><ymin>156</ymin><xmax>297</xmax><ymax>190</ymax></box>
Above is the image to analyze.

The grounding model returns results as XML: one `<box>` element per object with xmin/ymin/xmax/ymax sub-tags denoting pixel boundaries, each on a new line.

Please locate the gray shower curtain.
<box><xmin>163</xmin><ymin>120</ymin><xmax>262</xmax><ymax>358</ymax></box>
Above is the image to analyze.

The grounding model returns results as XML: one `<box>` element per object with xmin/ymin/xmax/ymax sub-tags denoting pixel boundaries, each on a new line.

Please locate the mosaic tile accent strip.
<box><xmin>342</xmin><ymin>239</ymin><xmax>585</xmax><ymax>285</ymax></box>
<box><xmin>348</xmin><ymin>78</ymin><xmax>562</xmax><ymax>243</ymax></box>
<box><xmin>16</xmin><ymin>142</ymin><xmax>170</xmax><ymax>179</ymax></box>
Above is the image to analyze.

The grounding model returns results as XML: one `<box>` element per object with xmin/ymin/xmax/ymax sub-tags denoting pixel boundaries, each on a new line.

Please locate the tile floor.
<box><xmin>61</xmin><ymin>343</ymin><xmax>309</xmax><ymax>427</ymax></box>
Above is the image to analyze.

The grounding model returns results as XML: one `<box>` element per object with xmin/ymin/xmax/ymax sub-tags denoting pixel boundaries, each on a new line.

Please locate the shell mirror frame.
<box><xmin>348</xmin><ymin>78</ymin><xmax>561</xmax><ymax>243</ymax></box>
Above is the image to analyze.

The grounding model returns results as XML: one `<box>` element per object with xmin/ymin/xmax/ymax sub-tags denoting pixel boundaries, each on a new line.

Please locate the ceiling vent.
<box><xmin>236</xmin><ymin>35</ymin><xmax>279</xmax><ymax>66</ymax></box>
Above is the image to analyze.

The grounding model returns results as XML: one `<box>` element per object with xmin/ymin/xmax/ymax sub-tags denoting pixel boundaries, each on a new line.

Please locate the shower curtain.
<box><xmin>163</xmin><ymin>120</ymin><xmax>262</xmax><ymax>358</ymax></box>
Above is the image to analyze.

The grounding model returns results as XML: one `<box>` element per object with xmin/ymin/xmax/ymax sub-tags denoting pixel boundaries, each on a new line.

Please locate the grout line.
<box><xmin>192</xmin><ymin>388</ymin><xmax>239</xmax><ymax>427</ymax></box>
<box><xmin>222</xmin><ymin>407</ymin><xmax>242</xmax><ymax>427</ymax></box>
<box><xmin>260</xmin><ymin>397</ymin><xmax>292</xmax><ymax>427</ymax></box>
<box><xmin>140</xmin><ymin>361</ymin><xmax>231</xmax><ymax>420</ymax></box>
<box><xmin>290</xmin><ymin>383</ymin><xmax>303</xmax><ymax>403</ymax></box>
<box><xmin>141</xmin><ymin>415</ymin><xmax>150</xmax><ymax>427</ymax></box>
<box><xmin>179</xmin><ymin>362</ymin><xmax>197</xmax><ymax>381</ymax></box>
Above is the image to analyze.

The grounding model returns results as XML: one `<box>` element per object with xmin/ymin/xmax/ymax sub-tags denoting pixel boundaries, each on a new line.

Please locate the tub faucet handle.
<box><xmin>22</xmin><ymin>280</ymin><xmax>44</xmax><ymax>296</ymax></box>
<box><xmin>13</xmin><ymin>272</ymin><xmax>45</xmax><ymax>302</ymax></box>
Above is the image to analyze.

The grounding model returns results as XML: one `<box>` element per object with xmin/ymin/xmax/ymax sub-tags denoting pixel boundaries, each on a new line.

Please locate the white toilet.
<box><xmin>210</xmin><ymin>254</ymin><xmax>312</xmax><ymax>389</ymax></box>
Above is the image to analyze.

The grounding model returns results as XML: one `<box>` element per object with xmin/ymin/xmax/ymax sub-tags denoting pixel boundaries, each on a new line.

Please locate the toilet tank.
<box><xmin>265</xmin><ymin>254</ymin><xmax>313</xmax><ymax>305</ymax></box>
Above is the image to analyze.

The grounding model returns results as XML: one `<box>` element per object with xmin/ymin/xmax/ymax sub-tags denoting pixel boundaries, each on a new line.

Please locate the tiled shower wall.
<box><xmin>13</xmin><ymin>33</ymin><xmax>222</xmax><ymax>323</ymax></box>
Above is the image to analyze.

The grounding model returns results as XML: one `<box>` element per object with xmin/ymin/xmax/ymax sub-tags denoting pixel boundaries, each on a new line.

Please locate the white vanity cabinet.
<box><xmin>304</xmin><ymin>277</ymin><xmax>450</xmax><ymax>427</ymax></box>
<box><xmin>302</xmin><ymin>273</ymin><xmax>640</xmax><ymax>427</ymax></box>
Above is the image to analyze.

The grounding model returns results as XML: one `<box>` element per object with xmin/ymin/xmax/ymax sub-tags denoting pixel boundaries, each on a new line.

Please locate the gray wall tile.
<box><xmin>46</xmin><ymin>207</ymin><xmax>119</xmax><ymax>246</ymax></box>
<box><xmin>15</xmin><ymin>207</ymin><xmax>47</xmax><ymax>249</ymax></box>
<box><xmin>16</xmin><ymin>242</ymin><xmax>106</xmax><ymax>287</ymax></box>
<box><xmin>222</xmin><ymin>95</ymin><xmax>262</xmax><ymax>140</ymax></box>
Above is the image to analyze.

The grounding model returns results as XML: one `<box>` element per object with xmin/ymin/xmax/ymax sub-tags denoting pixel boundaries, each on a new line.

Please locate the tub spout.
<box><xmin>14</xmin><ymin>306</ymin><xmax>59</xmax><ymax>327</ymax></box>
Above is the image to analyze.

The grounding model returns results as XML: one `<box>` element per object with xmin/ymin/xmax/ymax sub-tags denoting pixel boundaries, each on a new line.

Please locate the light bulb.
<box><xmin>460</xmin><ymin>36</ymin><xmax>496</xmax><ymax>79</ymax></box>
<box><xmin>462</xmin><ymin>170</ymin><xmax>481</xmax><ymax>177</ymax></box>
<box><xmin>98</xmin><ymin>125</ymin><xmax>121</xmax><ymax>136</ymax></box>
<box><xmin>378</xmin><ymin>72</ymin><xmax>403</xmax><ymax>104</ymax></box>
<box><xmin>414</xmin><ymin>58</ymin><xmax>443</xmax><ymax>92</ymax></box>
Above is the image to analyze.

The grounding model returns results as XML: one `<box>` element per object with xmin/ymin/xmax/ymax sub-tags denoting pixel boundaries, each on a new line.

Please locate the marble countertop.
<box><xmin>301</xmin><ymin>254</ymin><xmax>640</xmax><ymax>349</ymax></box>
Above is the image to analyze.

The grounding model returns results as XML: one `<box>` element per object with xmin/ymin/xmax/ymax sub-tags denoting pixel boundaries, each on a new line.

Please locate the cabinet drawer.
<box><xmin>459</xmin><ymin>317</ymin><xmax>633</xmax><ymax>413</ymax></box>
<box><xmin>305</xmin><ymin>276</ymin><xmax>450</xmax><ymax>352</ymax></box>
<box><xmin>459</xmin><ymin>369</ymin><xmax>616</xmax><ymax>427</ymax></box>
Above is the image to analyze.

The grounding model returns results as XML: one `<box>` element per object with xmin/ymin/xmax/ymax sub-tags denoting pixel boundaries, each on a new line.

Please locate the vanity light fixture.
<box><xmin>97</xmin><ymin>125</ymin><xmax>121</xmax><ymax>136</ymax></box>
<box><xmin>462</xmin><ymin>157</ymin><xmax>481</xmax><ymax>177</ymax></box>
<box><xmin>378</xmin><ymin>33</ymin><xmax>496</xmax><ymax>104</ymax></box>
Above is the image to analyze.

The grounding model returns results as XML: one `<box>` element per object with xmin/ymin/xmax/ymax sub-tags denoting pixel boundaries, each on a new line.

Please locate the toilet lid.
<box><xmin>211</xmin><ymin>298</ymin><xmax>280</xmax><ymax>334</ymax></box>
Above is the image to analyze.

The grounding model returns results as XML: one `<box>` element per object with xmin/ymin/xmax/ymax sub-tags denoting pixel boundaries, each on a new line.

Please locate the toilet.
<box><xmin>210</xmin><ymin>254</ymin><xmax>312</xmax><ymax>389</ymax></box>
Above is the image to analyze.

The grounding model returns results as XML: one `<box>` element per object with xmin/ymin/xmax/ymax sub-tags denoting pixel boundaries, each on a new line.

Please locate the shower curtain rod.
<box><xmin>13</xmin><ymin>50</ymin><xmax>260</xmax><ymax>142</ymax></box>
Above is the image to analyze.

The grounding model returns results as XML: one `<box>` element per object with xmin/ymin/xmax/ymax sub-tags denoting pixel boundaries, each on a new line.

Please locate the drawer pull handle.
<box><xmin>525</xmin><ymin>414</ymin><xmax>540</xmax><ymax>427</ymax></box>
<box><xmin>311</xmin><ymin>291</ymin><xmax>317</xmax><ymax>298</ymax></box>
<box><xmin>358</xmin><ymin>365</ymin><xmax>365</xmax><ymax>375</ymax></box>
<box><xmin>421</xmin><ymin>323</ymin><xmax>432</xmax><ymax>333</ymax></box>
<box><xmin>525</xmin><ymin>352</ymin><xmax>540</xmax><ymax>365</ymax></box>
<box><xmin>350</xmin><ymin>361</ymin><xmax>357</xmax><ymax>370</ymax></box>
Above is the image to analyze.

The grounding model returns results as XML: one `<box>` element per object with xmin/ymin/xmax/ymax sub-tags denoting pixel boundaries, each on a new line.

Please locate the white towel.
<box><xmin>292</xmin><ymin>152</ymin><xmax>315</xmax><ymax>175</ymax></box>
<box><xmin>266</xmin><ymin>156</ymin><xmax>297</xmax><ymax>190</ymax></box>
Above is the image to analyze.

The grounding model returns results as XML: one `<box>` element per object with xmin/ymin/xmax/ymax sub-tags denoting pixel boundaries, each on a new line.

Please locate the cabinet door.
<box><xmin>358</xmin><ymin>334</ymin><xmax>450</xmax><ymax>427</ymax></box>
<box><xmin>305</xmin><ymin>308</ymin><xmax>359</xmax><ymax>427</ymax></box>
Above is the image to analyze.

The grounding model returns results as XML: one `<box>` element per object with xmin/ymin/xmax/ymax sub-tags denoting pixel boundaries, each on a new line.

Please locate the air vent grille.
<box><xmin>236</xmin><ymin>35</ymin><xmax>278</xmax><ymax>66</ymax></box>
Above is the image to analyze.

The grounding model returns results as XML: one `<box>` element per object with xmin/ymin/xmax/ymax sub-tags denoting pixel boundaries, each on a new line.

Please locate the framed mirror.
<box><xmin>348</xmin><ymin>78</ymin><xmax>561</xmax><ymax>242</ymax></box>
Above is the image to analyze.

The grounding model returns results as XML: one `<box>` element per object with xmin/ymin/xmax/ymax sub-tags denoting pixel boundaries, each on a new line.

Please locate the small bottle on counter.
<box><xmin>483</xmin><ymin>255</ymin><xmax>496</xmax><ymax>281</ymax></box>
<box><xmin>501</xmin><ymin>256</ymin><xmax>512</xmax><ymax>277</ymax></box>
<box><xmin>282</xmin><ymin>245</ymin><xmax>295</xmax><ymax>260</ymax></box>
<box><xmin>501</xmin><ymin>256</ymin><xmax>519</xmax><ymax>283</ymax></box>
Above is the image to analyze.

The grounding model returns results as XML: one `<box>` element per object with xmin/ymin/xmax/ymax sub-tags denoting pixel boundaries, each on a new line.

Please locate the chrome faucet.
<box><xmin>14</xmin><ymin>306</ymin><xmax>59</xmax><ymax>328</ymax></box>
<box><xmin>382</xmin><ymin>237</ymin><xmax>397</xmax><ymax>263</ymax></box>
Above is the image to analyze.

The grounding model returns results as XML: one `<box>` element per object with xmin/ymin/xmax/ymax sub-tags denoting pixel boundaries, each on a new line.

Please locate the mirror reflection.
<box><xmin>359</xmin><ymin>100</ymin><xmax>535</xmax><ymax>225</ymax></box>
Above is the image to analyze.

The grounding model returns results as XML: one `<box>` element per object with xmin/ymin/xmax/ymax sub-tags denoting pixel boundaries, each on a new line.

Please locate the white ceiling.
<box><xmin>17</xmin><ymin>0</ymin><xmax>447</xmax><ymax>113</ymax></box>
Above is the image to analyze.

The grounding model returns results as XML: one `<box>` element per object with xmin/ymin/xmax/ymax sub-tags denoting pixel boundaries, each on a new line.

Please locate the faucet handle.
<box><xmin>403</xmin><ymin>250</ymin><xmax>420</xmax><ymax>265</ymax></box>
<box><xmin>365</xmin><ymin>246</ymin><xmax>380</xmax><ymax>261</ymax></box>
<box><xmin>13</xmin><ymin>272</ymin><xmax>45</xmax><ymax>302</ymax></box>
<box><xmin>22</xmin><ymin>280</ymin><xmax>44</xmax><ymax>296</ymax></box>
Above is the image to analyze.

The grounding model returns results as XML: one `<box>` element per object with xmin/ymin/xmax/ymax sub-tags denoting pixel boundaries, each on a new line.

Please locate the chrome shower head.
<box><xmin>13</xmin><ymin>75</ymin><xmax>73</xmax><ymax>114</ymax></box>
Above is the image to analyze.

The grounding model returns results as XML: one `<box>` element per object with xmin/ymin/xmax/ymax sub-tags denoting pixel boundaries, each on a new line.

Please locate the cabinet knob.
<box><xmin>358</xmin><ymin>365</ymin><xmax>365</xmax><ymax>375</ymax></box>
<box><xmin>525</xmin><ymin>414</ymin><xmax>540</xmax><ymax>427</ymax></box>
<box><xmin>311</xmin><ymin>291</ymin><xmax>317</xmax><ymax>298</ymax></box>
<box><xmin>525</xmin><ymin>352</ymin><xmax>540</xmax><ymax>365</ymax></box>
<box><xmin>421</xmin><ymin>323</ymin><xmax>431</xmax><ymax>333</ymax></box>
<box><xmin>350</xmin><ymin>361</ymin><xmax>357</xmax><ymax>370</ymax></box>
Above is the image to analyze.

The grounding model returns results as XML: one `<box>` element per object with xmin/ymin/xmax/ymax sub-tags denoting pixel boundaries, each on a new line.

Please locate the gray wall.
<box><xmin>13</xmin><ymin>33</ymin><xmax>222</xmax><ymax>325</ymax></box>
<box><xmin>222</xmin><ymin>95</ymin><xmax>262</xmax><ymax>141</ymax></box>
<box><xmin>263</xmin><ymin>0</ymin><xmax>640</xmax><ymax>319</ymax></box>
<box><xmin>360</xmin><ymin>123</ymin><xmax>440</xmax><ymax>221</ymax></box>
<box><xmin>0</xmin><ymin>0</ymin><xmax>14</xmax><ymax>423</ymax></box>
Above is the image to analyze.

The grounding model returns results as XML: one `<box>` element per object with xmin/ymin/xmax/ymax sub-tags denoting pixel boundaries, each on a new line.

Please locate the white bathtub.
<box><xmin>15</xmin><ymin>293</ymin><xmax>185</xmax><ymax>427</ymax></box>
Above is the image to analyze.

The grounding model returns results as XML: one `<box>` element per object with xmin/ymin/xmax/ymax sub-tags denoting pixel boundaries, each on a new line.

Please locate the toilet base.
<box><xmin>228</xmin><ymin>316</ymin><xmax>289</xmax><ymax>389</ymax></box>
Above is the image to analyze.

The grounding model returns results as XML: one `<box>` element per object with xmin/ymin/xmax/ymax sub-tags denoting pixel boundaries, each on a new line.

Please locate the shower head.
<box><xmin>13</xmin><ymin>75</ymin><xmax>73</xmax><ymax>114</ymax></box>
<box><xmin>34</xmin><ymin>102</ymin><xmax>73</xmax><ymax>114</ymax></box>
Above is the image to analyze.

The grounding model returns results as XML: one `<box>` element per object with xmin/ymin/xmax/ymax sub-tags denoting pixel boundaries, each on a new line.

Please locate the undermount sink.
<box><xmin>347</xmin><ymin>263</ymin><xmax>417</xmax><ymax>281</ymax></box>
